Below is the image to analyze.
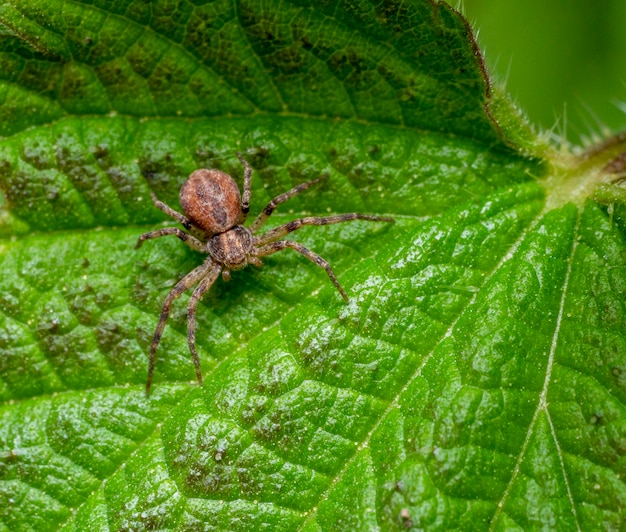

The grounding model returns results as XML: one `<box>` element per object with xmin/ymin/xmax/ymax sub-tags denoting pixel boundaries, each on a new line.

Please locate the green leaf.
<box><xmin>0</xmin><ymin>1</ymin><xmax>625</xmax><ymax>530</ymax></box>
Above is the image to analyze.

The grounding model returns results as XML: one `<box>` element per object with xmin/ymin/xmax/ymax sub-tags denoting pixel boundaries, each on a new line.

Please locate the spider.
<box><xmin>136</xmin><ymin>153</ymin><xmax>394</xmax><ymax>394</ymax></box>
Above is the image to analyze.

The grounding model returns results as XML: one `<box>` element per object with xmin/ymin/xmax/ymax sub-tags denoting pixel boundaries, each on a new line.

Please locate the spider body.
<box><xmin>137</xmin><ymin>154</ymin><xmax>393</xmax><ymax>394</ymax></box>
<box><xmin>180</xmin><ymin>169</ymin><xmax>242</xmax><ymax>233</ymax></box>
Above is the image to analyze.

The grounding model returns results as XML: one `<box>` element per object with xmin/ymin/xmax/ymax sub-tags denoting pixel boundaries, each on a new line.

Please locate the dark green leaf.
<box><xmin>0</xmin><ymin>1</ymin><xmax>624</xmax><ymax>530</ymax></box>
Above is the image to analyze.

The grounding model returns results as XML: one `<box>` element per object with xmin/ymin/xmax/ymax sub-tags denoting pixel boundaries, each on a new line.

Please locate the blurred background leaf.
<box><xmin>464</xmin><ymin>0</ymin><xmax>626</xmax><ymax>141</ymax></box>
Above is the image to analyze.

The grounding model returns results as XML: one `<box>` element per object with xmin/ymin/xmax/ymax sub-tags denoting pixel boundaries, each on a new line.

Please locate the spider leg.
<box><xmin>248</xmin><ymin>174</ymin><xmax>328</xmax><ymax>233</ymax></box>
<box><xmin>135</xmin><ymin>227</ymin><xmax>205</xmax><ymax>252</ymax></box>
<box><xmin>237</xmin><ymin>153</ymin><xmax>253</xmax><ymax>223</ymax></box>
<box><xmin>254</xmin><ymin>213</ymin><xmax>394</xmax><ymax>246</ymax></box>
<box><xmin>254</xmin><ymin>240</ymin><xmax>349</xmax><ymax>302</ymax></box>
<box><xmin>249</xmin><ymin>256</ymin><xmax>263</xmax><ymax>268</ymax></box>
<box><xmin>146</xmin><ymin>259</ymin><xmax>218</xmax><ymax>395</ymax></box>
<box><xmin>186</xmin><ymin>263</ymin><xmax>221</xmax><ymax>386</ymax></box>
<box><xmin>149</xmin><ymin>191</ymin><xmax>194</xmax><ymax>229</ymax></box>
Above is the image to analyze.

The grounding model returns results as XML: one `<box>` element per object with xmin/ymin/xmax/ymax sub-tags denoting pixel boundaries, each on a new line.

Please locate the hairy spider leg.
<box><xmin>248</xmin><ymin>174</ymin><xmax>328</xmax><ymax>233</ymax></box>
<box><xmin>186</xmin><ymin>263</ymin><xmax>222</xmax><ymax>387</ymax></box>
<box><xmin>237</xmin><ymin>153</ymin><xmax>253</xmax><ymax>223</ymax></box>
<box><xmin>147</xmin><ymin>191</ymin><xmax>208</xmax><ymax>241</ymax></box>
<box><xmin>149</xmin><ymin>191</ymin><xmax>192</xmax><ymax>228</ymax></box>
<box><xmin>135</xmin><ymin>227</ymin><xmax>206</xmax><ymax>252</ymax></box>
<box><xmin>254</xmin><ymin>240</ymin><xmax>349</xmax><ymax>302</ymax></box>
<box><xmin>254</xmin><ymin>213</ymin><xmax>395</xmax><ymax>246</ymax></box>
<box><xmin>146</xmin><ymin>260</ymin><xmax>217</xmax><ymax>395</ymax></box>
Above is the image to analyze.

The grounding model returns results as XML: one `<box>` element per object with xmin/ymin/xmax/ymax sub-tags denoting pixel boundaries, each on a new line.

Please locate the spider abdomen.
<box><xmin>208</xmin><ymin>225</ymin><xmax>253</xmax><ymax>270</ymax></box>
<box><xmin>180</xmin><ymin>169</ymin><xmax>241</xmax><ymax>234</ymax></box>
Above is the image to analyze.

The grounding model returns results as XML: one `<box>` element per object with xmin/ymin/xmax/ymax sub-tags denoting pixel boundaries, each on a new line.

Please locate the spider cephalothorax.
<box><xmin>137</xmin><ymin>154</ymin><xmax>393</xmax><ymax>394</ymax></box>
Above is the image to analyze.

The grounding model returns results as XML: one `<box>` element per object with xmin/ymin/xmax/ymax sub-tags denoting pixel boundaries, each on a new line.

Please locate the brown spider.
<box><xmin>136</xmin><ymin>154</ymin><xmax>393</xmax><ymax>394</ymax></box>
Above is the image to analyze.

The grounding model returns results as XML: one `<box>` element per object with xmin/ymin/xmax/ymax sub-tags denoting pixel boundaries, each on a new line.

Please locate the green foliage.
<box><xmin>464</xmin><ymin>0</ymin><xmax>626</xmax><ymax>138</ymax></box>
<box><xmin>0</xmin><ymin>1</ymin><xmax>624</xmax><ymax>530</ymax></box>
